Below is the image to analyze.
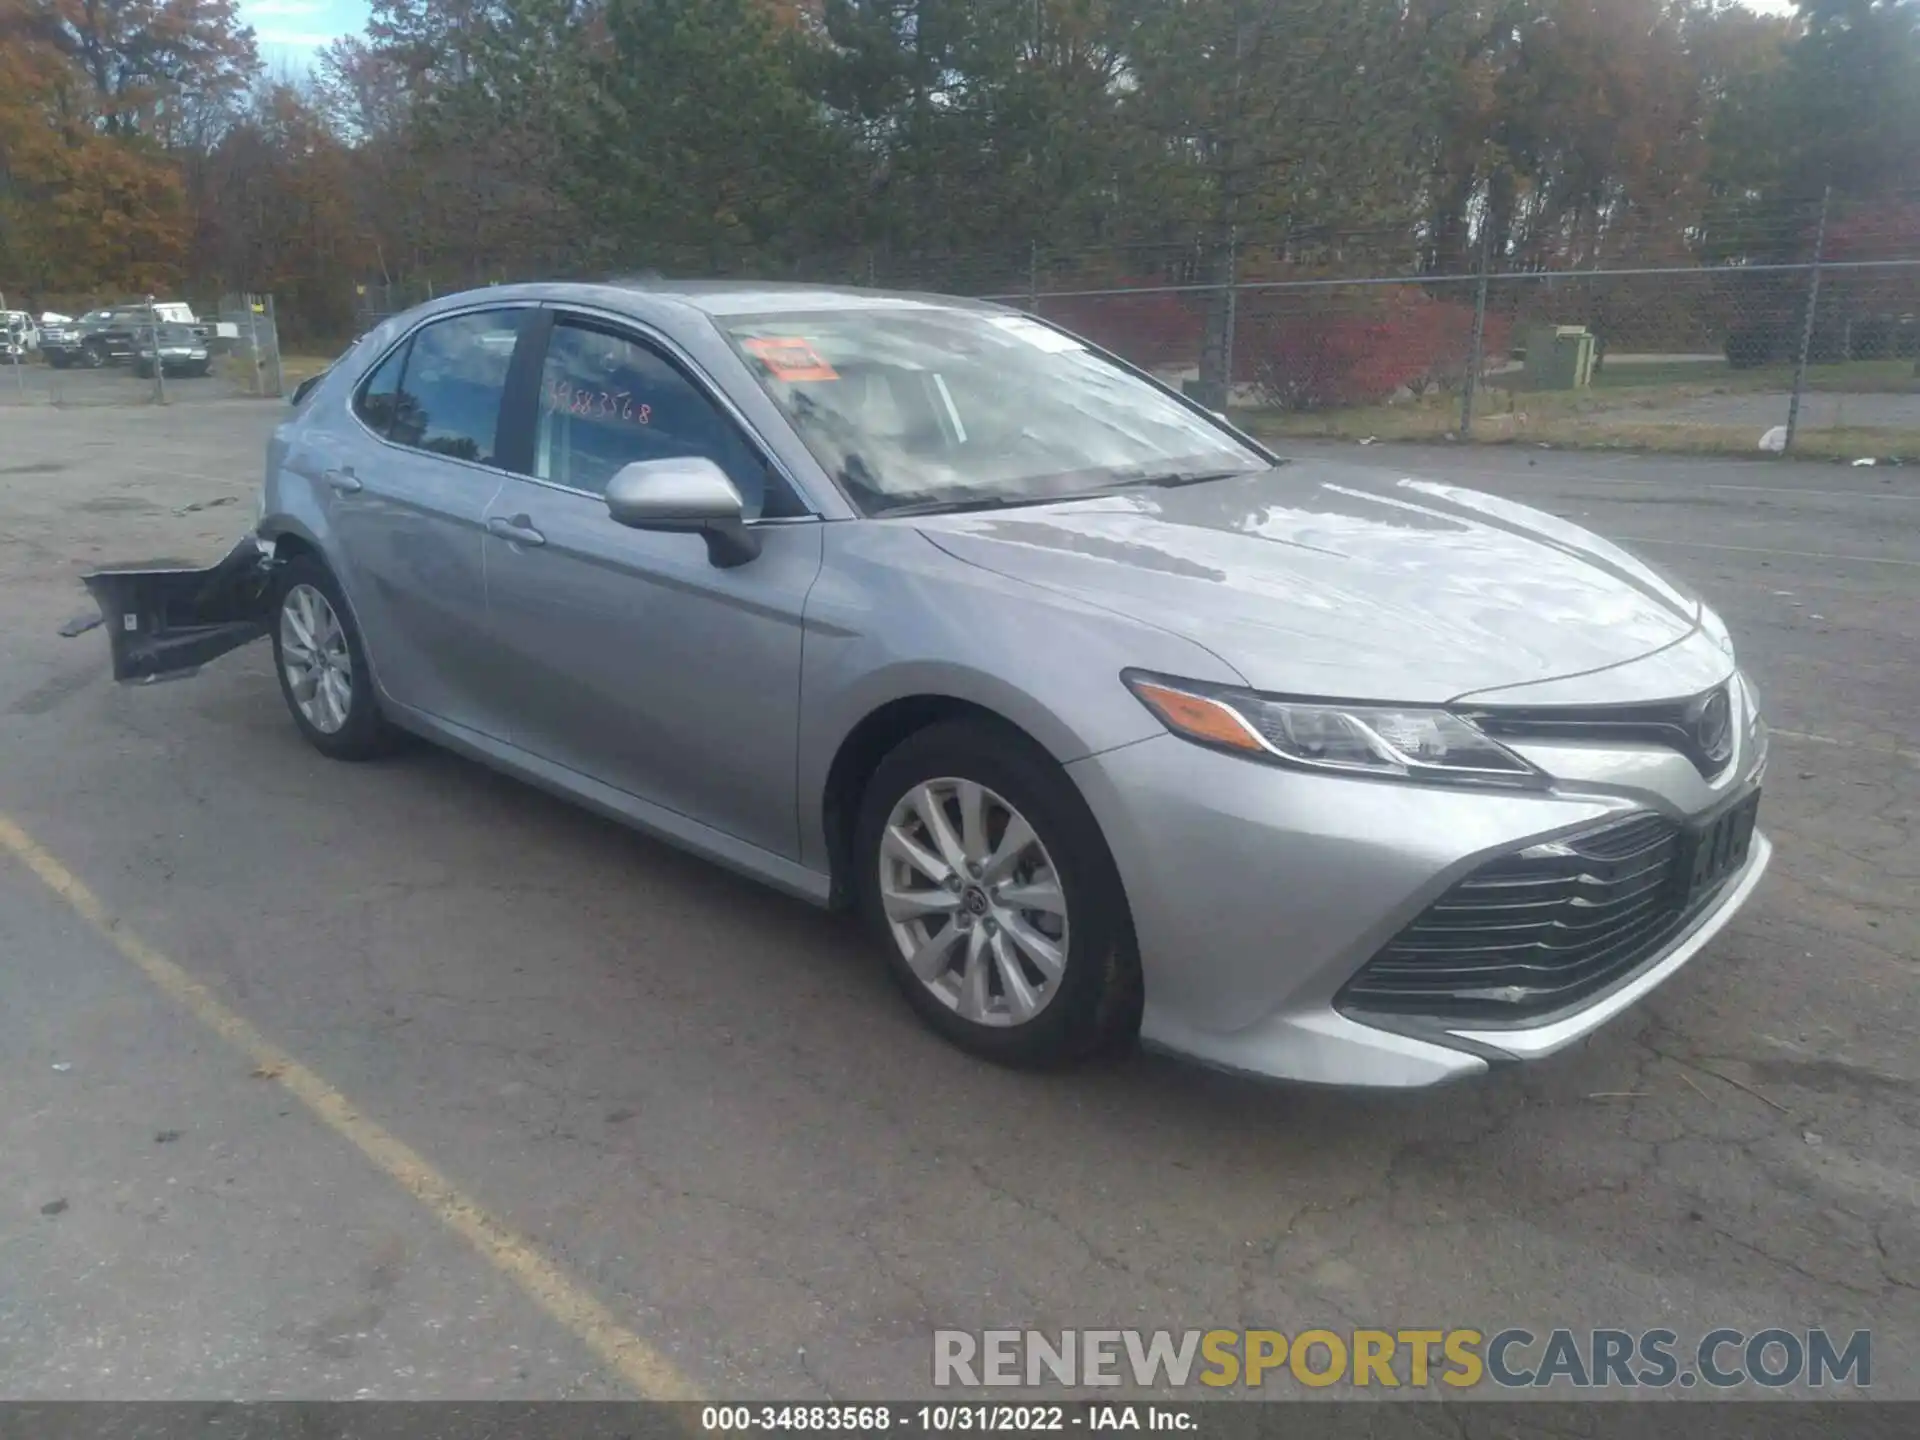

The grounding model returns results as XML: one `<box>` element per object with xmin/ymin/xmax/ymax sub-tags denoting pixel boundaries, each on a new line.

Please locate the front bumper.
<box><xmin>1066</xmin><ymin>711</ymin><xmax>1771</xmax><ymax>1088</ymax></box>
<box><xmin>81</xmin><ymin>535</ymin><xmax>275</xmax><ymax>682</ymax></box>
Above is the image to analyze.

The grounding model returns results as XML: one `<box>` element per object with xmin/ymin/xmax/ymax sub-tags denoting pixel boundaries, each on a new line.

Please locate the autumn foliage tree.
<box><xmin>0</xmin><ymin>0</ymin><xmax>191</xmax><ymax>303</ymax></box>
<box><xmin>5</xmin><ymin>0</ymin><xmax>1920</xmax><ymax>348</ymax></box>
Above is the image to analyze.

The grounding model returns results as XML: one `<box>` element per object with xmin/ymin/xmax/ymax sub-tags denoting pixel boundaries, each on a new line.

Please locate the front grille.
<box><xmin>1465</xmin><ymin>685</ymin><xmax>1735</xmax><ymax>780</ymax></box>
<box><xmin>1338</xmin><ymin>811</ymin><xmax>1698</xmax><ymax>1023</ymax></box>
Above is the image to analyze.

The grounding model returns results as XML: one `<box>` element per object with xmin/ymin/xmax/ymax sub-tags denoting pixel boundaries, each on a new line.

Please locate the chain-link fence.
<box><xmin>934</xmin><ymin>196</ymin><xmax>1920</xmax><ymax>461</ymax></box>
<box><xmin>0</xmin><ymin>293</ymin><xmax>285</xmax><ymax>408</ymax></box>
<box><xmin>244</xmin><ymin>188</ymin><xmax>1920</xmax><ymax>462</ymax></box>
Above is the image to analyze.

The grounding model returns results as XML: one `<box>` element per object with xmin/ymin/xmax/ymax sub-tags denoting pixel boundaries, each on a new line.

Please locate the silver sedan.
<box><xmin>84</xmin><ymin>281</ymin><xmax>1770</xmax><ymax>1087</ymax></box>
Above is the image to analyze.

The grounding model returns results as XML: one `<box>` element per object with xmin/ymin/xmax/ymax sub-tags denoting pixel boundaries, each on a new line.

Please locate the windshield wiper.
<box><xmin>878</xmin><ymin>489</ymin><xmax>1119</xmax><ymax>519</ymax></box>
<box><xmin>1118</xmin><ymin>466</ymin><xmax>1261</xmax><ymax>489</ymax></box>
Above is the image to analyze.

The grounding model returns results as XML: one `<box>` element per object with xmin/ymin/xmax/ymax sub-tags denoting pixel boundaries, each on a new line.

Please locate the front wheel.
<box><xmin>80</xmin><ymin>343</ymin><xmax>106</xmax><ymax>369</ymax></box>
<box><xmin>855</xmin><ymin>719</ymin><xmax>1141</xmax><ymax>1067</ymax></box>
<box><xmin>269</xmin><ymin>556</ymin><xmax>396</xmax><ymax>761</ymax></box>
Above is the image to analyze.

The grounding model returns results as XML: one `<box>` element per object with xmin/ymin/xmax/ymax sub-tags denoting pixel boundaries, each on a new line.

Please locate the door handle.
<box><xmin>487</xmin><ymin>514</ymin><xmax>546</xmax><ymax>546</ymax></box>
<box><xmin>323</xmin><ymin>467</ymin><xmax>362</xmax><ymax>494</ymax></box>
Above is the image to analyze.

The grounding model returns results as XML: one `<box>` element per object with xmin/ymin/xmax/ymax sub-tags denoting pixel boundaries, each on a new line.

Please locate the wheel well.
<box><xmin>822</xmin><ymin>696</ymin><xmax>1050</xmax><ymax>909</ymax></box>
<box><xmin>266</xmin><ymin>531</ymin><xmax>317</xmax><ymax>565</ymax></box>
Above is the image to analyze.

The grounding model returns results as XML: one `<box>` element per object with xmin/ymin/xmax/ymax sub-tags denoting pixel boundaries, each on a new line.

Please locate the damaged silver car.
<box><xmin>81</xmin><ymin>281</ymin><xmax>1770</xmax><ymax>1086</ymax></box>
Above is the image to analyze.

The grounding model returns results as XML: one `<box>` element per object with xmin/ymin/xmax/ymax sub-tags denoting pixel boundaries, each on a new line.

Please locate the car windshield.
<box><xmin>718</xmin><ymin>306</ymin><xmax>1269</xmax><ymax>516</ymax></box>
<box><xmin>155</xmin><ymin>325</ymin><xmax>195</xmax><ymax>342</ymax></box>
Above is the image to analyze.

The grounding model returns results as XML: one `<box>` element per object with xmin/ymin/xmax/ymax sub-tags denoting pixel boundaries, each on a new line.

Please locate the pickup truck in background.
<box><xmin>41</xmin><ymin>307</ymin><xmax>150</xmax><ymax>368</ymax></box>
<box><xmin>39</xmin><ymin>303</ymin><xmax>239</xmax><ymax>369</ymax></box>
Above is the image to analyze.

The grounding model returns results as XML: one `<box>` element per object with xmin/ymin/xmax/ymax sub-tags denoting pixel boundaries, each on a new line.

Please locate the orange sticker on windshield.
<box><xmin>744</xmin><ymin>336</ymin><xmax>839</xmax><ymax>382</ymax></box>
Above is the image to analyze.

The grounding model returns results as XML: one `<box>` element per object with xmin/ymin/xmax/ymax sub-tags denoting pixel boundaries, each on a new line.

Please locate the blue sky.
<box><xmin>243</xmin><ymin>0</ymin><xmax>1800</xmax><ymax>75</ymax></box>
<box><xmin>243</xmin><ymin>0</ymin><xmax>370</xmax><ymax>72</ymax></box>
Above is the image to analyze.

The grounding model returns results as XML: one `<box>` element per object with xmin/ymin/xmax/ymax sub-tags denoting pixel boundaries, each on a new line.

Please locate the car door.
<box><xmin>480</xmin><ymin>310</ymin><xmax>823</xmax><ymax>860</ymax></box>
<box><xmin>324</xmin><ymin>305</ymin><xmax>529</xmax><ymax>739</ymax></box>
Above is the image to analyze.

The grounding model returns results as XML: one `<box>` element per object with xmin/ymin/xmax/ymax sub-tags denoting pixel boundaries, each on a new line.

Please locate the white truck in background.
<box><xmin>2</xmin><ymin>310</ymin><xmax>37</xmax><ymax>357</ymax></box>
<box><xmin>149</xmin><ymin>302</ymin><xmax>242</xmax><ymax>341</ymax></box>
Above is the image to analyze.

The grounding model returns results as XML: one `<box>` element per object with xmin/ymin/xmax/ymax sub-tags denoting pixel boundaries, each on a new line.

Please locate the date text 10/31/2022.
<box><xmin>699</xmin><ymin>1406</ymin><xmax>1197</xmax><ymax>1432</ymax></box>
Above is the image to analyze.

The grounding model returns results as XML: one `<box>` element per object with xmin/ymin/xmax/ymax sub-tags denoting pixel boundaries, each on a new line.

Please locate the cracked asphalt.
<box><xmin>0</xmin><ymin>404</ymin><xmax>1915</xmax><ymax>1402</ymax></box>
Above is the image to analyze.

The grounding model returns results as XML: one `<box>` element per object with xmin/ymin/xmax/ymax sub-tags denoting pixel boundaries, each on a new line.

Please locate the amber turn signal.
<box><xmin>1126</xmin><ymin>679</ymin><xmax>1266</xmax><ymax>753</ymax></box>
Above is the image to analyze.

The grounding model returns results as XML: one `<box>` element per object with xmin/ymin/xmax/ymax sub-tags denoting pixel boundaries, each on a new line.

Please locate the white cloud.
<box><xmin>256</xmin><ymin>28</ymin><xmax>342</xmax><ymax>47</ymax></box>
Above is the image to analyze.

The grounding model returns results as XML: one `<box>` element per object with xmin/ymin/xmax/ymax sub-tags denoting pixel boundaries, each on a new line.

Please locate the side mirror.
<box><xmin>604</xmin><ymin>457</ymin><xmax>760</xmax><ymax>567</ymax></box>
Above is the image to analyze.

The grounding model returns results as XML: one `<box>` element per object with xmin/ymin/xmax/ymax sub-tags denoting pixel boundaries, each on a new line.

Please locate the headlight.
<box><xmin>1123</xmin><ymin>671</ymin><xmax>1546</xmax><ymax>787</ymax></box>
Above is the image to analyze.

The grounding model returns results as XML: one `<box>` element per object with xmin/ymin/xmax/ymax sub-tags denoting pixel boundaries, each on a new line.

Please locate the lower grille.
<box><xmin>1338</xmin><ymin>811</ymin><xmax>1701</xmax><ymax>1023</ymax></box>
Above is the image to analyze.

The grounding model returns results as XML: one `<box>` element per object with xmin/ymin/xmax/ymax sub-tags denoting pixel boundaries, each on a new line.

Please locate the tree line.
<box><xmin>2</xmin><ymin>0</ymin><xmax>1918</xmax><ymax>348</ymax></box>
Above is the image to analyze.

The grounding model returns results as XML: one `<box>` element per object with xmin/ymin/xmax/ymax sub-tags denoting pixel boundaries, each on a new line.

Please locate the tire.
<box><xmin>854</xmin><ymin>718</ymin><xmax>1142</xmax><ymax>1068</ymax></box>
<box><xmin>80</xmin><ymin>342</ymin><xmax>106</xmax><ymax>369</ymax></box>
<box><xmin>269</xmin><ymin>554</ymin><xmax>396</xmax><ymax>761</ymax></box>
<box><xmin>48</xmin><ymin>353</ymin><xmax>69</xmax><ymax>370</ymax></box>
<box><xmin>134</xmin><ymin>361</ymin><xmax>152</xmax><ymax>379</ymax></box>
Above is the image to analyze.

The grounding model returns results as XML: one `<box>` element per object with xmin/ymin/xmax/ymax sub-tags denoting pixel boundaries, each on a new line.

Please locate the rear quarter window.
<box><xmin>353</xmin><ymin>343</ymin><xmax>410</xmax><ymax>437</ymax></box>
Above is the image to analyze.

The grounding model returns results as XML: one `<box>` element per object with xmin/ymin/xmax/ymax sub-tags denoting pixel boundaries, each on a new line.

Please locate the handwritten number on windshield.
<box><xmin>547</xmin><ymin>378</ymin><xmax>650</xmax><ymax>425</ymax></box>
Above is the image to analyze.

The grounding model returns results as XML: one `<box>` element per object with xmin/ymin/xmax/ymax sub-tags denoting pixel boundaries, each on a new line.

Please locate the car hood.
<box><xmin>912</xmin><ymin>462</ymin><xmax>1703</xmax><ymax>701</ymax></box>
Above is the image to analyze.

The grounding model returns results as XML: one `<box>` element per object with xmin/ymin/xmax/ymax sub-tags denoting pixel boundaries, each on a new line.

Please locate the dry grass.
<box><xmin>1238</xmin><ymin>357</ymin><xmax>1920</xmax><ymax>461</ymax></box>
<box><xmin>1571</xmin><ymin>356</ymin><xmax>1918</xmax><ymax>395</ymax></box>
<box><xmin>204</xmin><ymin>351</ymin><xmax>334</xmax><ymax>392</ymax></box>
<box><xmin>1243</xmin><ymin>403</ymin><xmax>1918</xmax><ymax>461</ymax></box>
<box><xmin>277</xmin><ymin>354</ymin><xmax>336</xmax><ymax>384</ymax></box>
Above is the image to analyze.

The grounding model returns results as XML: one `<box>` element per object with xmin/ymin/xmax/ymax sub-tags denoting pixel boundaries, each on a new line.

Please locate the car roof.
<box><xmin>600</xmin><ymin>278</ymin><xmax>1006</xmax><ymax>317</ymax></box>
<box><xmin>444</xmin><ymin>278</ymin><xmax>1010</xmax><ymax>320</ymax></box>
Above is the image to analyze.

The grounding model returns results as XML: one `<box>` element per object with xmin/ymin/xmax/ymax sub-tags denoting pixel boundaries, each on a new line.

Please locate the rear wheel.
<box><xmin>270</xmin><ymin>555</ymin><xmax>395</xmax><ymax>761</ymax></box>
<box><xmin>855</xmin><ymin>719</ymin><xmax>1141</xmax><ymax>1067</ymax></box>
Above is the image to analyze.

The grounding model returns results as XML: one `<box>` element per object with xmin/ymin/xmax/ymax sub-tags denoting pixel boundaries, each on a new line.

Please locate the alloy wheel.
<box><xmin>279</xmin><ymin>582</ymin><xmax>354</xmax><ymax>734</ymax></box>
<box><xmin>879</xmin><ymin>777</ymin><xmax>1070</xmax><ymax>1027</ymax></box>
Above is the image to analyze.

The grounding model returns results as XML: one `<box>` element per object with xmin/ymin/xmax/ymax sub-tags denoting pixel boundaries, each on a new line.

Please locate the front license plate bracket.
<box><xmin>1679</xmin><ymin>790</ymin><xmax>1761</xmax><ymax>905</ymax></box>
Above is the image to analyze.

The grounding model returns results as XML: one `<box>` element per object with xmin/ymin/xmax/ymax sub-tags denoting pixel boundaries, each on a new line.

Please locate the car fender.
<box><xmin>794</xmin><ymin>523</ymin><xmax>1246</xmax><ymax>875</ymax></box>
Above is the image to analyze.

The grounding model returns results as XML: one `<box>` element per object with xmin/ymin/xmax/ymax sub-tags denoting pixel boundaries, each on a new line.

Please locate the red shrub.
<box><xmin>1033</xmin><ymin>277</ymin><xmax>1513</xmax><ymax>410</ymax></box>
<box><xmin>1237</xmin><ymin>290</ymin><xmax>1511</xmax><ymax>410</ymax></box>
<box><xmin>1039</xmin><ymin>281</ymin><xmax>1205</xmax><ymax>370</ymax></box>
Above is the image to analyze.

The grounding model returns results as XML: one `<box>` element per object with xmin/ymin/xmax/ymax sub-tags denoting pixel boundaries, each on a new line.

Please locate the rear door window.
<box><xmin>387</xmin><ymin>310</ymin><xmax>526</xmax><ymax>466</ymax></box>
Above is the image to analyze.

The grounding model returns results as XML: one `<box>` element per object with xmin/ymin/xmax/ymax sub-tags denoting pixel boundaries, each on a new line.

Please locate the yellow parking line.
<box><xmin>0</xmin><ymin>809</ymin><xmax>699</xmax><ymax>1401</ymax></box>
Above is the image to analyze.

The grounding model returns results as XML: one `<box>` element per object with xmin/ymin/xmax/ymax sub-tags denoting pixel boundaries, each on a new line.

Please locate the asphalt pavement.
<box><xmin>0</xmin><ymin>405</ymin><xmax>1915</xmax><ymax>1401</ymax></box>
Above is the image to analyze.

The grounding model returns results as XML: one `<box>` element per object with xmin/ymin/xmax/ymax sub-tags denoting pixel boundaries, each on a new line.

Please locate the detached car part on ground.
<box><xmin>78</xmin><ymin>281</ymin><xmax>1771</xmax><ymax>1088</ymax></box>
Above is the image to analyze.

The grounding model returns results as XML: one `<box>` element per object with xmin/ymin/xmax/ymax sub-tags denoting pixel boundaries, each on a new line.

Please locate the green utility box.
<box><xmin>1523</xmin><ymin>325</ymin><xmax>1596</xmax><ymax>390</ymax></box>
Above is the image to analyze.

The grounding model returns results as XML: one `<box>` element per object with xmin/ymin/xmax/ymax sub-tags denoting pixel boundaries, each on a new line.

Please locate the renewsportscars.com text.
<box><xmin>932</xmin><ymin>1327</ymin><xmax>1871</xmax><ymax>1390</ymax></box>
